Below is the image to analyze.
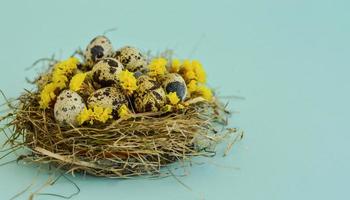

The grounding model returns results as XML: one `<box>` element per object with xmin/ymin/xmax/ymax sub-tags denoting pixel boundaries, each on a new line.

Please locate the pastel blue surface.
<box><xmin>0</xmin><ymin>0</ymin><xmax>349</xmax><ymax>199</ymax></box>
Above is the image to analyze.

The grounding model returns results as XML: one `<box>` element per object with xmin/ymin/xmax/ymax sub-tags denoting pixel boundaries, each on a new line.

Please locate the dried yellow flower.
<box><xmin>93</xmin><ymin>106</ymin><xmax>113</xmax><ymax>123</ymax></box>
<box><xmin>52</xmin><ymin>73</ymin><xmax>68</xmax><ymax>89</ymax></box>
<box><xmin>167</xmin><ymin>92</ymin><xmax>180</xmax><ymax>105</ymax></box>
<box><xmin>39</xmin><ymin>83</ymin><xmax>58</xmax><ymax>109</ymax></box>
<box><xmin>170</xmin><ymin>59</ymin><xmax>181</xmax><ymax>73</ymax></box>
<box><xmin>187</xmin><ymin>80</ymin><xmax>198</xmax><ymax>94</ymax></box>
<box><xmin>196</xmin><ymin>85</ymin><xmax>213</xmax><ymax>101</ymax></box>
<box><xmin>77</xmin><ymin>107</ymin><xmax>94</xmax><ymax>125</ymax></box>
<box><xmin>69</xmin><ymin>73</ymin><xmax>87</xmax><ymax>92</ymax></box>
<box><xmin>192</xmin><ymin>60</ymin><xmax>206</xmax><ymax>83</ymax></box>
<box><xmin>54</xmin><ymin>57</ymin><xmax>79</xmax><ymax>75</ymax></box>
<box><xmin>118</xmin><ymin>104</ymin><xmax>131</xmax><ymax>120</ymax></box>
<box><xmin>184</xmin><ymin>70</ymin><xmax>196</xmax><ymax>81</ymax></box>
<box><xmin>39</xmin><ymin>57</ymin><xmax>80</xmax><ymax>109</ymax></box>
<box><xmin>161</xmin><ymin>104</ymin><xmax>173</xmax><ymax>112</ymax></box>
<box><xmin>179</xmin><ymin>59</ymin><xmax>206</xmax><ymax>83</ymax></box>
<box><xmin>118</xmin><ymin>70</ymin><xmax>137</xmax><ymax>95</ymax></box>
<box><xmin>148</xmin><ymin>57</ymin><xmax>167</xmax><ymax>77</ymax></box>
<box><xmin>182</xmin><ymin>59</ymin><xmax>192</xmax><ymax>72</ymax></box>
<box><xmin>77</xmin><ymin>106</ymin><xmax>112</xmax><ymax>125</ymax></box>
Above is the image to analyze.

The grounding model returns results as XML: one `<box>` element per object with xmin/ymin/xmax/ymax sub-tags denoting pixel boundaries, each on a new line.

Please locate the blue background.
<box><xmin>0</xmin><ymin>0</ymin><xmax>349</xmax><ymax>199</ymax></box>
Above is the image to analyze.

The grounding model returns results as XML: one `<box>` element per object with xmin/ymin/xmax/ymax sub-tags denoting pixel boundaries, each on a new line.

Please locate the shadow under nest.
<box><xmin>2</xmin><ymin>89</ymin><xmax>236</xmax><ymax>178</ymax></box>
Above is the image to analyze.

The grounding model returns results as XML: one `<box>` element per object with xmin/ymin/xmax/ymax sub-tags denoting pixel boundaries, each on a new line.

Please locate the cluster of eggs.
<box><xmin>53</xmin><ymin>35</ymin><xmax>187</xmax><ymax>127</ymax></box>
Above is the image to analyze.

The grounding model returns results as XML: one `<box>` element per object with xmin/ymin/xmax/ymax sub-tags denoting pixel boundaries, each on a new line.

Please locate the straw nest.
<box><xmin>1</xmin><ymin>91</ymin><xmax>236</xmax><ymax>178</ymax></box>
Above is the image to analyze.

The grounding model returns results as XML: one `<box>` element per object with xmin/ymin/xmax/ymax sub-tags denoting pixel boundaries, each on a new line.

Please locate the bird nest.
<box><xmin>0</xmin><ymin>35</ymin><xmax>240</xmax><ymax>178</ymax></box>
<box><xmin>1</xmin><ymin>91</ymin><xmax>236</xmax><ymax>178</ymax></box>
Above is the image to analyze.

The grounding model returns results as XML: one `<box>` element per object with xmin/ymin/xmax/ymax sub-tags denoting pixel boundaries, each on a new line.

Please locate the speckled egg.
<box><xmin>87</xmin><ymin>87</ymin><xmax>128</xmax><ymax>118</ymax></box>
<box><xmin>84</xmin><ymin>36</ymin><xmax>114</xmax><ymax>67</ymax></box>
<box><xmin>133</xmin><ymin>87</ymin><xmax>166</xmax><ymax>113</ymax></box>
<box><xmin>161</xmin><ymin>73</ymin><xmax>187</xmax><ymax>101</ymax></box>
<box><xmin>136</xmin><ymin>75</ymin><xmax>160</xmax><ymax>92</ymax></box>
<box><xmin>54</xmin><ymin>90</ymin><xmax>86</xmax><ymax>127</ymax></box>
<box><xmin>114</xmin><ymin>46</ymin><xmax>147</xmax><ymax>72</ymax></box>
<box><xmin>92</xmin><ymin>58</ymin><xmax>124</xmax><ymax>87</ymax></box>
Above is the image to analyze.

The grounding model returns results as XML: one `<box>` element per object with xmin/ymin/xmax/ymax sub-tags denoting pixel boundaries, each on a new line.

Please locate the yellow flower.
<box><xmin>192</xmin><ymin>60</ymin><xmax>206</xmax><ymax>83</ymax></box>
<box><xmin>54</xmin><ymin>57</ymin><xmax>79</xmax><ymax>75</ymax></box>
<box><xmin>182</xmin><ymin>59</ymin><xmax>192</xmax><ymax>72</ymax></box>
<box><xmin>118</xmin><ymin>104</ymin><xmax>131</xmax><ymax>120</ymax></box>
<box><xmin>167</xmin><ymin>92</ymin><xmax>180</xmax><ymax>105</ymax></box>
<box><xmin>39</xmin><ymin>57</ymin><xmax>80</xmax><ymax>109</ymax></box>
<box><xmin>93</xmin><ymin>106</ymin><xmax>113</xmax><ymax>123</ymax></box>
<box><xmin>184</xmin><ymin>70</ymin><xmax>196</xmax><ymax>82</ymax></box>
<box><xmin>179</xmin><ymin>59</ymin><xmax>207</xmax><ymax>83</ymax></box>
<box><xmin>118</xmin><ymin>70</ymin><xmax>137</xmax><ymax>95</ymax></box>
<box><xmin>52</xmin><ymin>57</ymin><xmax>79</xmax><ymax>87</ymax></box>
<box><xmin>52</xmin><ymin>73</ymin><xmax>68</xmax><ymax>89</ymax></box>
<box><xmin>77</xmin><ymin>107</ymin><xmax>94</xmax><ymax>125</ymax></box>
<box><xmin>148</xmin><ymin>57</ymin><xmax>167</xmax><ymax>77</ymax></box>
<box><xmin>76</xmin><ymin>106</ymin><xmax>112</xmax><ymax>125</ymax></box>
<box><xmin>161</xmin><ymin>104</ymin><xmax>173</xmax><ymax>112</ymax></box>
<box><xmin>39</xmin><ymin>83</ymin><xmax>58</xmax><ymax>109</ymax></box>
<box><xmin>196</xmin><ymin>85</ymin><xmax>213</xmax><ymax>101</ymax></box>
<box><xmin>187</xmin><ymin>80</ymin><xmax>198</xmax><ymax>94</ymax></box>
<box><xmin>69</xmin><ymin>73</ymin><xmax>87</xmax><ymax>92</ymax></box>
<box><xmin>170</xmin><ymin>59</ymin><xmax>181</xmax><ymax>73</ymax></box>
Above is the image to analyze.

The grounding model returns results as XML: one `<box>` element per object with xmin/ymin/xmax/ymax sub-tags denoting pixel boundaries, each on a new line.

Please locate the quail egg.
<box><xmin>161</xmin><ymin>73</ymin><xmax>187</xmax><ymax>101</ymax></box>
<box><xmin>133</xmin><ymin>87</ymin><xmax>166</xmax><ymax>113</ymax></box>
<box><xmin>84</xmin><ymin>35</ymin><xmax>114</xmax><ymax>67</ymax></box>
<box><xmin>92</xmin><ymin>58</ymin><xmax>124</xmax><ymax>87</ymax></box>
<box><xmin>54</xmin><ymin>90</ymin><xmax>86</xmax><ymax>127</ymax></box>
<box><xmin>136</xmin><ymin>75</ymin><xmax>160</xmax><ymax>92</ymax></box>
<box><xmin>114</xmin><ymin>46</ymin><xmax>147</xmax><ymax>72</ymax></box>
<box><xmin>87</xmin><ymin>87</ymin><xmax>128</xmax><ymax>118</ymax></box>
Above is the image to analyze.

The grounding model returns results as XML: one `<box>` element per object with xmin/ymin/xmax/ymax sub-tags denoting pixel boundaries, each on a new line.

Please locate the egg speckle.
<box><xmin>92</xmin><ymin>58</ymin><xmax>124</xmax><ymax>87</ymax></box>
<box><xmin>84</xmin><ymin>36</ymin><xmax>114</xmax><ymax>67</ymax></box>
<box><xmin>87</xmin><ymin>87</ymin><xmax>128</xmax><ymax>118</ymax></box>
<box><xmin>54</xmin><ymin>90</ymin><xmax>86</xmax><ymax>127</ymax></box>
<box><xmin>162</xmin><ymin>73</ymin><xmax>187</xmax><ymax>101</ymax></box>
<box><xmin>134</xmin><ymin>87</ymin><xmax>166</xmax><ymax>113</ymax></box>
<box><xmin>136</xmin><ymin>75</ymin><xmax>160</xmax><ymax>92</ymax></box>
<box><xmin>114</xmin><ymin>46</ymin><xmax>147</xmax><ymax>72</ymax></box>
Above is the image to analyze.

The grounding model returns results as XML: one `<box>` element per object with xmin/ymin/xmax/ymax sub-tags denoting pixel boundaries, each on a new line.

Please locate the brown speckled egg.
<box><xmin>136</xmin><ymin>75</ymin><xmax>160</xmax><ymax>92</ymax></box>
<box><xmin>114</xmin><ymin>46</ymin><xmax>147</xmax><ymax>72</ymax></box>
<box><xmin>84</xmin><ymin>36</ymin><xmax>114</xmax><ymax>67</ymax></box>
<box><xmin>133</xmin><ymin>87</ymin><xmax>166</xmax><ymax>113</ymax></box>
<box><xmin>92</xmin><ymin>58</ymin><xmax>124</xmax><ymax>87</ymax></box>
<box><xmin>87</xmin><ymin>87</ymin><xmax>128</xmax><ymax>118</ymax></box>
<box><xmin>161</xmin><ymin>73</ymin><xmax>187</xmax><ymax>101</ymax></box>
<box><xmin>54</xmin><ymin>90</ymin><xmax>86</xmax><ymax>127</ymax></box>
